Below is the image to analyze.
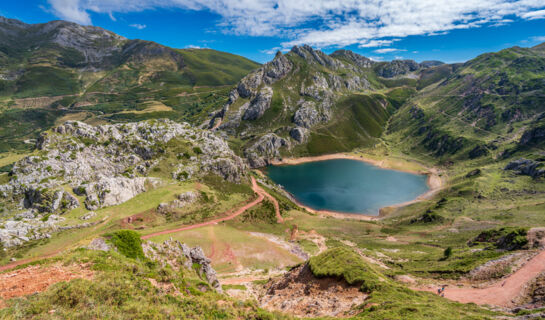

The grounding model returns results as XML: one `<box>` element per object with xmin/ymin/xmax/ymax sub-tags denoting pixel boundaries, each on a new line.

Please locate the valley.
<box><xmin>1</xmin><ymin>15</ymin><xmax>545</xmax><ymax>320</ymax></box>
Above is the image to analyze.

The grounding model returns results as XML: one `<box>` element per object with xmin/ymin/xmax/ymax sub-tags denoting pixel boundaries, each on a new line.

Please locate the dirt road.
<box><xmin>142</xmin><ymin>177</ymin><xmax>282</xmax><ymax>240</ymax></box>
<box><xmin>416</xmin><ymin>249</ymin><xmax>545</xmax><ymax>306</ymax></box>
<box><xmin>0</xmin><ymin>177</ymin><xmax>282</xmax><ymax>272</ymax></box>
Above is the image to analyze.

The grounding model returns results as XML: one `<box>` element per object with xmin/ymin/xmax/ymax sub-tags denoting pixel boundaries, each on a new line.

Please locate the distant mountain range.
<box><xmin>1</xmin><ymin>15</ymin><xmax>545</xmax><ymax>170</ymax></box>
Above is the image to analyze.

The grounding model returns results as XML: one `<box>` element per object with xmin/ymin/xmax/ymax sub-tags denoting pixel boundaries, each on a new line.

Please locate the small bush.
<box><xmin>108</xmin><ymin>230</ymin><xmax>145</xmax><ymax>260</ymax></box>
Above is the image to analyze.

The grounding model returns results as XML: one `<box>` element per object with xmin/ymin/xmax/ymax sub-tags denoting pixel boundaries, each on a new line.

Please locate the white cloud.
<box><xmin>531</xmin><ymin>36</ymin><xmax>545</xmax><ymax>42</ymax></box>
<box><xmin>185</xmin><ymin>45</ymin><xmax>202</xmax><ymax>49</ymax></box>
<box><xmin>129</xmin><ymin>23</ymin><xmax>146</xmax><ymax>29</ymax></box>
<box><xmin>358</xmin><ymin>39</ymin><xmax>398</xmax><ymax>48</ymax></box>
<box><xmin>46</xmin><ymin>0</ymin><xmax>545</xmax><ymax>49</ymax></box>
<box><xmin>374</xmin><ymin>48</ymin><xmax>405</xmax><ymax>54</ymax></box>
<box><xmin>521</xmin><ymin>9</ymin><xmax>545</xmax><ymax>20</ymax></box>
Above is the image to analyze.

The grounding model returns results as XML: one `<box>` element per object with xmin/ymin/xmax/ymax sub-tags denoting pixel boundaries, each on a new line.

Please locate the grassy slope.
<box><xmin>0</xmin><ymin>236</ymin><xmax>287</xmax><ymax>319</ymax></box>
<box><xmin>308</xmin><ymin>248</ymin><xmax>498</xmax><ymax>319</ymax></box>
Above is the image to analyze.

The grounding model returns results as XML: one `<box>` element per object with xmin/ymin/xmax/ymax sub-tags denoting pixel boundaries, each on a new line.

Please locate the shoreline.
<box><xmin>267</xmin><ymin>153</ymin><xmax>446</xmax><ymax>221</ymax></box>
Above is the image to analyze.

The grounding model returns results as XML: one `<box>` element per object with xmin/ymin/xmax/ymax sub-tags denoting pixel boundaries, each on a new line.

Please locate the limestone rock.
<box><xmin>86</xmin><ymin>238</ymin><xmax>111</xmax><ymax>251</ymax></box>
<box><xmin>81</xmin><ymin>177</ymin><xmax>156</xmax><ymax>210</ymax></box>
<box><xmin>142</xmin><ymin>239</ymin><xmax>222</xmax><ymax>293</ymax></box>
<box><xmin>80</xmin><ymin>211</ymin><xmax>96</xmax><ymax>220</ymax></box>
<box><xmin>293</xmin><ymin>102</ymin><xmax>320</xmax><ymax>128</ymax></box>
<box><xmin>242</xmin><ymin>86</ymin><xmax>274</xmax><ymax>120</ymax></box>
<box><xmin>23</xmin><ymin>188</ymin><xmax>79</xmax><ymax>213</ymax></box>
<box><xmin>244</xmin><ymin>134</ymin><xmax>289</xmax><ymax>168</ymax></box>
<box><xmin>157</xmin><ymin>191</ymin><xmax>199</xmax><ymax>214</ymax></box>
<box><xmin>290</xmin><ymin>127</ymin><xmax>309</xmax><ymax>143</ymax></box>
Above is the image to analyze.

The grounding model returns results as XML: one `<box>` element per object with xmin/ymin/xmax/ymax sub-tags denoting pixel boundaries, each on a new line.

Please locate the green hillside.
<box><xmin>0</xmin><ymin>17</ymin><xmax>259</xmax><ymax>153</ymax></box>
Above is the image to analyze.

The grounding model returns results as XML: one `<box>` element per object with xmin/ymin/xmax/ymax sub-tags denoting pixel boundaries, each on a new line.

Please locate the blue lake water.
<box><xmin>266</xmin><ymin>159</ymin><xmax>429</xmax><ymax>215</ymax></box>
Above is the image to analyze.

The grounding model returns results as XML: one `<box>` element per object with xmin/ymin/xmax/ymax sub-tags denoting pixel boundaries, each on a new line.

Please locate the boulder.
<box><xmin>82</xmin><ymin>177</ymin><xmax>156</xmax><ymax>210</ymax></box>
<box><xmin>290</xmin><ymin>127</ymin><xmax>309</xmax><ymax>143</ymax></box>
<box><xmin>86</xmin><ymin>238</ymin><xmax>111</xmax><ymax>251</ymax></box>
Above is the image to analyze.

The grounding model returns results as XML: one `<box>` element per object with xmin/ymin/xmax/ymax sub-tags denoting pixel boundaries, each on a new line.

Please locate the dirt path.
<box><xmin>0</xmin><ymin>177</ymin><xmax>283</xmax><ymax>272</ymax></box>
<box><xmin>0</xmin><ymin>250</ymin><xmax>63</xmax><ymax>273</ymax></box>
<box><xmin>416</xmin><ymin>249</ymin><xmax>545</xmax><ymax>306</ymax></box>
<box><xmin>142</xmin><ymin>177</ymin><xmax>282</xmax><ymax>240</ymax></box>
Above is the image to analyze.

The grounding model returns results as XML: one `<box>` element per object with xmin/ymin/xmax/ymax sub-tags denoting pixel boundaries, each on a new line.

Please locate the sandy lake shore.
<box><xmin>268</xmin><ymin>153</ymin><xmax>446</xmax><ymax>220</ymax></box>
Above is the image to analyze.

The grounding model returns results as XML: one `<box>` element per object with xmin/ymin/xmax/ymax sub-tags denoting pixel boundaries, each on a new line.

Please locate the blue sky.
<box><xmin>2</xmin><ymin>1</ymin><xmax>545</xmax><ymax>63</ymax></box>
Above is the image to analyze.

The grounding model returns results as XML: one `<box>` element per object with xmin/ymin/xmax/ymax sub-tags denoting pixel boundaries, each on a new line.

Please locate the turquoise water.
<box><xmin>266</xmin><ymin>159</ymin><xmax>429</xmax><ymax>215</ymax></box>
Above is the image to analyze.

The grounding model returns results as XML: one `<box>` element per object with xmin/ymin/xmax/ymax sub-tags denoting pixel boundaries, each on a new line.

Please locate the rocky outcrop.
<box><xmin>293</xmin><ymin>102</ymin><xmax>321</xmax><ymax>128</ymax></box>
<box><xmin>291</xmin><ymin>45</ymin><xmax>343</xmax><ymax>69</ymax></box>
<box><xmin>1</xmin><ymin>119</ymin><xmax>246</xmax><ymax>205</ymax></box>
<box><xmin>142</xmin><ymin>239</ymin><xmax>222</xmax><ymax>292</ymax></box>
<box><xmin>237</xmin><ymin>70</ymin><xmax>264</xmax><ymax>98</ymax></box>
<box><xmin>0</xmin><ymin>214</ymin><xmax>64</xmax><ymax>247</ymax></box>
<box><xmin>330</xmin><ymin>50</ymin><xmax>374</xmax><ymax>69</ymax></box>
<box><xmin>505</xmin><ymin>159</ymin><xmax>545</xmax><ymax>178</ymax></box>
<box><xmin>375</xmin><ymin>59</ymin><xmax>420</xmax><ymax>78</ymax></box>
<box><xmin>157</xmin><ymin>191</ymin><xmax>199</xmax><ymax>214</ymax></box>
<box><xmin>519</xmin><ymin>126</ymin><xmax>545</xmax><ymax>146</ymax></box>
<box><xmin>300</xmin><ymin>74</ymin><xmax>330</xmax><ymax>99</ymax></box>
<box><xmin>290</xmin><ymin>127</ymin><xmax>309</xmax><ymax>143</ymax></box>
<box><xmin>244</xmin><ymin>134</ymin><xmax>289</xmax><ymax>168</ymax></box>
<box><xmin>242</xmin><ymin>86</ymin><xmax>274</xmax><ymax>120</ymax></box>
<box><xmin>78</xmin><ymin>177</ymin><xmax>158</xmax><ymax>210</ymax></box>
<box><xmin>24</xmin><ymin>188</ymin><xmax>79</xmax><ymax>213</ymax></box>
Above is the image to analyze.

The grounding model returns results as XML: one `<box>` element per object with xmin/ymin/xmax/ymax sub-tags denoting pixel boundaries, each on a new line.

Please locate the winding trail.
<box><xmin>142</xmin><ymin>177</ymin><xmax>282</xmax><ymax>240</ymax></box>
<box><xmin>416</xmin><ymin>249</ymin><xmax>545</xmax><ymax>306</ymax></box>
<box><xmin>1</xmin><ymin>177</ymin><xmax>282</xmax><ymax>272</ymax></box>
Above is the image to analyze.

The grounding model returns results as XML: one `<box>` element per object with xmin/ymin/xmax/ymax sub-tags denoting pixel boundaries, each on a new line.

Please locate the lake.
<box><xmin>266</xmin><ymin>159</ymin><xmax>429</xmax><ymax>215</ymax></box>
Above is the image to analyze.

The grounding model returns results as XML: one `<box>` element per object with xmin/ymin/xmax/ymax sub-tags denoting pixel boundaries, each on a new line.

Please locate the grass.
<box><xmin>146</xmin><ymin>224</ymin><xmax>302</xmax><ymax>274</ymax></box>
<box><xmin>0</xmin><ymin>245</ymin><xmax>287</xmax><ymax>319</ymax></box>
<box><xmin>307</xmin><ymin>247</ymin><xmax>500</xmax><ymax>319</ymax></box>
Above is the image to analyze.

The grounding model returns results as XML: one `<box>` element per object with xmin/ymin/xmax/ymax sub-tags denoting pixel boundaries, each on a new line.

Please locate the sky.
<box><xmin>2</xmin><ymin>1</ymin><xmax>545</xmax><ymax>63</ymax></box>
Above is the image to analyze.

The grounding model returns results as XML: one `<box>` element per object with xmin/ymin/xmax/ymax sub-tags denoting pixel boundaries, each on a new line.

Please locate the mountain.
<box><xmin>388</xmin><ymin>44</ymin><xmax>545</xmax><ymax>161</ymax></box>
<box><xmin>207</xmin><ymin>45</ymin><xmax>444</xmax><ymax>166</ymax></box>
<box><xmin>0</xmin><ymin>16</ymin><xmax>259</xmax><ymax>152</ymax></box>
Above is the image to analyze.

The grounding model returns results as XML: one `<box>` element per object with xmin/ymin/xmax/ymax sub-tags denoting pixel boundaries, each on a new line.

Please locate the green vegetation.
<box><xmin>308</xmin><ymin>247</ymin><xmax>499</xmax><ymax>319</ymax></box>
<box><xmin>0</xmin><ymin>248</ymin><xmax>285</xmax><ymax>319</ymax></box>
<box><xmin>309</xmin><ymin>247</ymin><xmax>382</xmax><ymax>291</ymax></box>
<box><xmin>108</xmin><ymin>230</ymin><xmax>145</xmax><ymax>260</ymax></box>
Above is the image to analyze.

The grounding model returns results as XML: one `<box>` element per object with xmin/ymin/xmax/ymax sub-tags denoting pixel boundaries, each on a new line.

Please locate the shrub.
<box><xmin>109</xmin><ymin>230</ymin><xmax>145</xmax><ymax>260</ymax></box>
<box><xmin>443</xmin><ymin>247</ymin><xmax>453</xmax><ymax>259</ymax></box>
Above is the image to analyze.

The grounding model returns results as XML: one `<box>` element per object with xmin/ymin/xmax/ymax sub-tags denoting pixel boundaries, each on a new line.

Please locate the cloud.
<box><xmin>358</xmin><ymin>39</ymin><xmax>398</xmax><ymax>48</ymax></box>
<box><xmin>521</xmin><ymin>9</ymin><xmax>545</xmax><ymax>20</ymax></box>
<box><xmin>531</xmin><ymin>36</ymin><xmax>545</xmax><ymax>42</ymax></box>
<box><xmin>185</xmin><ymin>45</ymin><xmax>202</xmax><ymax>49</ymax></box>
<box><xmin>46</xmin><ymin>0</ymin><xmax>545</xmax><ymax>49</ymax></box>
<box><xmin>129</xmin><ymin>23</ymin><xmax>146</xmax><ymax>29</ymax></box>
<box><xmin>47</xmin><ymin>0</ymin><xmax>90</xmax><ymax>25</ymax></box>
<box><xmin>374</xmin><ymin>48</ymin><xmax>405</xmax><ymax>54</ymax></box>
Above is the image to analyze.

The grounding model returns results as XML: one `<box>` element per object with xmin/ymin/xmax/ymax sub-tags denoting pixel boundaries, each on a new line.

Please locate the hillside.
<box><xmin>0</xmin><ymin>16</ymin><xmax>259</xmax><ymax>152</ymax></box>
